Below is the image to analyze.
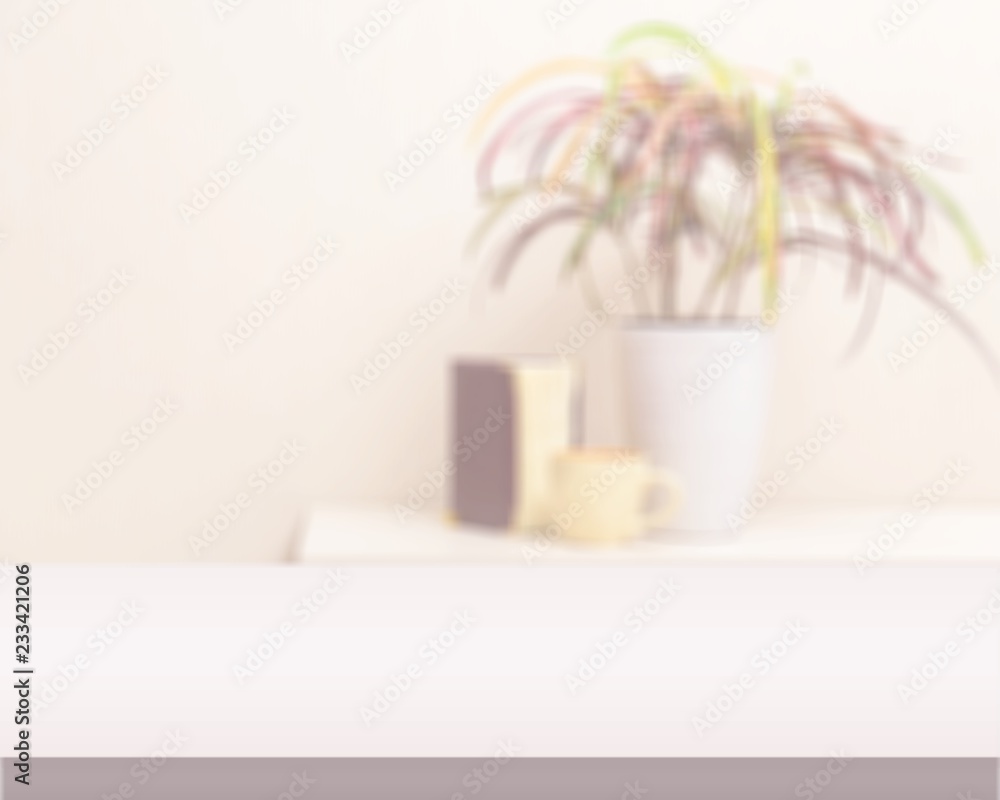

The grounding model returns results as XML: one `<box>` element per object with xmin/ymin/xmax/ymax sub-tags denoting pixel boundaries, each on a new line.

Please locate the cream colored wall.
<box><xmin>1</xmin><ymin>0</ymin><xmax>998</xmax><ymax>560</ymax></box>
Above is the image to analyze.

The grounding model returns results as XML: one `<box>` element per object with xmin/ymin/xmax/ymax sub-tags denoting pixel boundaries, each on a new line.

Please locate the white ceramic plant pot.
<box><xmin>618</xmin><ymin>320</ymin><xmax>774</xmax><ymax>532</ymax></box>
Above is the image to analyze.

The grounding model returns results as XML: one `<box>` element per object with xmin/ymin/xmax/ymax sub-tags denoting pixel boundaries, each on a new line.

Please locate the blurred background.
<box><xmin>1</xmin><ymin>0</ymin><xmax>997</xmax><ymax>560</ymax></box>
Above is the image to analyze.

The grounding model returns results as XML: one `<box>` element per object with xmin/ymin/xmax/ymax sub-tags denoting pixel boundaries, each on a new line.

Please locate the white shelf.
<box><xmin>296</xmin><ymin>504</ymin><xmax>1000</xmax><ymax>565</ymax></box>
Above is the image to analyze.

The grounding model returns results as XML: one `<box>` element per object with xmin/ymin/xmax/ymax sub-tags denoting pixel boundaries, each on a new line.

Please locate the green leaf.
<box><xmin>920</xmin><ymin>174</ymin><xmax>986</xmax><ymax>266</ymax></box>
<box><xmin>609</xmin><ymin>22</ymin><xmax>736</xmax><ymax>94</ymax></box>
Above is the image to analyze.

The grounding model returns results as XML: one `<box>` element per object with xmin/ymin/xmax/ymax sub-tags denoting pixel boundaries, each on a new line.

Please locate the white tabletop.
<box><xmin>12</xmin><ymin>563</ymin><xmax>999</xmax><ymax>758</ymax></box>
<box><xmin>10</xmin><ymin>505</ymin><xmax>999</xmax><ymax>760</ymax></box>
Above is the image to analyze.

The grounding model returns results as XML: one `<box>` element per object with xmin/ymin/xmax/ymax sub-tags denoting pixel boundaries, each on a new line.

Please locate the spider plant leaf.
<box><xmin>799</xmin><ymin>148</ymin><xmax>866</xmax><ymax>293</ymax></box>
<box><xmin>841</xmin><ymin>259</ymin><xmax>886</xmax><ymax>359</ymax></box>
<box><xmin>469</xmin><ymin>58</ymin><xmax>608</xmax><ymax>145</ymax></box>
<box><xmin>787</xmin><ymin>230</ymin><xmax>999</xmax><ymax>376</ymax></box>
<box><xmin>562</xmin><ymin>195</ymin><xmax>621</xmax><ymax>275</ymax></box>
<box><xmin>752</xmin><ymin>93</ymin><xmax>780</xmax><ymax>309</ymax></box>
<box><xmin>774</xmin><ymin>70</ymin><xmax>796</xmax><ymax>117</ymax></box>
<box><xmin>491</xmin><ymin>206</ymin><xmax>591</xmax><ymax>288</ymax></box>
<box><xmin>919</xmin><ymin>174</ymin><xmax>987</xmax><ymax>265</ymax></box>
<box><xmin>547</xmin><ymin>105</ymin><xmax>620</xmax><ymax>185</ymax></box>
<box><xmin>475</xmin><ymin>87</ymin><xmax>596</xmax><ymax>195</ymax></box>
<box><xmin>528</xmin><ymin>101</ymin><xmax>602</xmax><ymax>180</ymax></box>
<box><xmin>466</xmin><ymin>185</ymin><xmax>538</xmax><ymax>256</ymax></box>
<box><xmin>609</xmin><ymin>22</ymin><xmax>735</xmax><ymax>94</ymax></box>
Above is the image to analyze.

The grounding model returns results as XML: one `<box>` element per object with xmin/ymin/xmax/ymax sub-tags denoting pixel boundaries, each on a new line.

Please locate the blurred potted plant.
<box><xmin>469</xmin><ymin>22</ymin><xmax>991</xmax><ymax>531</ymax></box>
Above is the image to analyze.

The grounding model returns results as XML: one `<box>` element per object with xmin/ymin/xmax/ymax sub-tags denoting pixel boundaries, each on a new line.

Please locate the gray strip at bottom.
<box><xmin>4</xmin><ymin>758</ymin><xmax>996</xmax><ymax>799</ymax></box>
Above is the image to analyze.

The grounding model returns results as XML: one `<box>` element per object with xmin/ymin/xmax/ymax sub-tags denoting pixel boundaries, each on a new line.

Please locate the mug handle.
<box><xmin>643</xmin><ymin>470</ymin><xmax>684</xmax><ymax>530</ymax></box>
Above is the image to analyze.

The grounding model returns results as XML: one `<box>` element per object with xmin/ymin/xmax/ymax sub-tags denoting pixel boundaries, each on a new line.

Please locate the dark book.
<box><xmin>451</xmin><ymin>358</ymin><xmax>582</xmax><ymax>529</ymax></box>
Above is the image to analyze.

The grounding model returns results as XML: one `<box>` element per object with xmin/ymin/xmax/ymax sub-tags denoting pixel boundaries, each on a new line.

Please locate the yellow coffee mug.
<box><xmin>548</xmin><ymin>449</ymin><xmax>684</xmax><ymax>543</ymax></box>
